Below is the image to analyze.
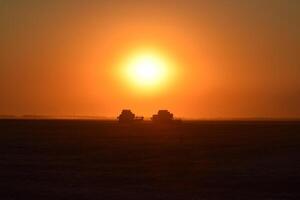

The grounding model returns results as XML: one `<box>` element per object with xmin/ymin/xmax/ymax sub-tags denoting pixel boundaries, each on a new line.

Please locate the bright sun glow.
<box><xmin>129</xmin><ymin>54</ymin><xmax>165</xmax><ymax>85</ymax></box>
<box><xmin>123</xmin><ymin>51</ymin><xmax>170</xmax><ymax>91</ymax></box>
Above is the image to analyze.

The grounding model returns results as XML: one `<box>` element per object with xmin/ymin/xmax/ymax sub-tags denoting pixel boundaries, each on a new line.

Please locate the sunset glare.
<box><xmin>122</xmin><ymin>51</ymin><xmax>171</xmax><ymax>92</ymax></box>
<box><xmin>0</xmin><ymin>1</ymin><xmax>299</xmax><ymax>118</ymax></box>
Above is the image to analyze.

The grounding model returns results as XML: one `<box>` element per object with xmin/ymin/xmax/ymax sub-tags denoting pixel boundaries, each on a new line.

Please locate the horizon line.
<box><xmin>0</xmin><ymin>115</ymin><xmax>300</xmax><ymax>121</ymax></box>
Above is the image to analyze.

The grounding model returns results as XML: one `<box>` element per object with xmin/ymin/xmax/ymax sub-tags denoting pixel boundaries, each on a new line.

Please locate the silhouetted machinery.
<box><xmin>152</xmin><ymin>110</ymin><xmax>174</xmax><ymax>122</ymax></box>
<box><xmin>118</xmin><ymin>110</ymin><xmax>135</xmax><ymax>122</ymax></box>
<box><xmin>117</xmin><ymin>109</ymin><xmax>144</xmax><ymax>123</ymax></box>
<box><xmin>118</xmin><ymin>109</ymin><xmax>180</xmax><ymax>123</ymax></box>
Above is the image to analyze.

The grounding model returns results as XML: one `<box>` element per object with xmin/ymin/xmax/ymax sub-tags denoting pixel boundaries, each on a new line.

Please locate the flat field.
<box><xmin>0</xmin><ymin>119</ymin><xmax>300</xmax><ymax>199</ymax></box>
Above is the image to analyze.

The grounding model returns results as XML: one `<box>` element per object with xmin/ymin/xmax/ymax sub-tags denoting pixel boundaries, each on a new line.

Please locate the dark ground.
<box><xmin>0</xmin><ymin>119</ymin><xmax>300</xmax><ymax>200</ymax></box>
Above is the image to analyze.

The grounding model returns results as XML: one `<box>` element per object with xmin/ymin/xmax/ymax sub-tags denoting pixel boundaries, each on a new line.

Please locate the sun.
<box><xmin>128</xmin><ymin>54</ymin><xmax>166</xmax><ymax>86</ymax></box>
<box><xmin>123</xmin><ymin>51</ymin><xmax>171</xmax><ymax>91</ymax></box>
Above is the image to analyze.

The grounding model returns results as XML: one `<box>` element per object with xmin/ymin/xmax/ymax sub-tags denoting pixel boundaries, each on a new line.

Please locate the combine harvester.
<box><xmin>151</xmin><ymin>110</ymin><xmax>182</xmax><ymax>124</ymax></box>
<box><xmin>117</xmin><ymin>109</ymin><xmax>181</xmax><ymax>124</ymax></box>
<box><xmin>117</xmin><ymin>109</ymin><xmax>144</xmax><ymax>123</ymax></box>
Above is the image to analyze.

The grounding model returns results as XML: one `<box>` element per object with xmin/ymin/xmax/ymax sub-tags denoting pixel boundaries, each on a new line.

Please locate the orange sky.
<box><xmin>0</xmin><ymin>1</ymin><xmax>299</xmax><ymax>119</ymax></box>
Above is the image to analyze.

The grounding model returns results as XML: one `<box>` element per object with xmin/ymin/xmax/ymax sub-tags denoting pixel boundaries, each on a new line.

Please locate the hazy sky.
<box><xmin>0</xmin><ymin>0</ymin><xmax>299</xmax><ymax>118</ymax></box>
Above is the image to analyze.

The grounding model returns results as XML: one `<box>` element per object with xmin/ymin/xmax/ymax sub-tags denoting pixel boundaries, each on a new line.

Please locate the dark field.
<box><xmin>1</xmin><ymin>120</ymin><xmax>300</xmax><ymax>199</ymax></box>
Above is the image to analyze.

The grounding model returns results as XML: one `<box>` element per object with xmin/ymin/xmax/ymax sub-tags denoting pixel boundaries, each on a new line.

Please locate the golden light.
<box><xmin>128</xmin><ymin>54</ymin><xmax>166</xmax><ymax>86</ymax></box>
<box><xmin>121</xmin><ymin>50</ymin><xmax>173</xmax><ymax>93</ymax></box>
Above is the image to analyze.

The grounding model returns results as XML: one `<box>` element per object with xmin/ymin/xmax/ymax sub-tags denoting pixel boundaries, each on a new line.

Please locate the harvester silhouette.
<box><xmin>117</xmin><ymin>109</ymin><xmax>180</xmax><ymax>123</ymax></box>
<box><xmin>117</xmin><ymin>110</ymin><xmax>143</xmax><ymax>123</ymax></box>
